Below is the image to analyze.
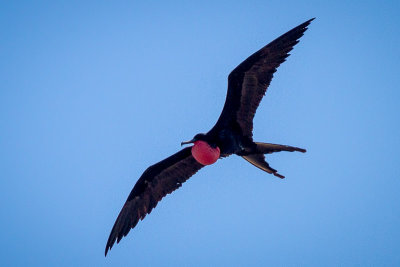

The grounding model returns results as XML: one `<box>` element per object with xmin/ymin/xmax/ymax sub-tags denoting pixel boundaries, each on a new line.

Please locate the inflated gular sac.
<box><xmin>191</xmin><ymin>141</ymin><xmax>220</xmax><ymax>165</ymax></box>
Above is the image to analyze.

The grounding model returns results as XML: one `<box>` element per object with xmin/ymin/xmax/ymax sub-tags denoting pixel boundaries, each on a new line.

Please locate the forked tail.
<box><xmin>242</xmin><ymin>142</ymin><xmax>306</xmax><ymax>178</ymax></box>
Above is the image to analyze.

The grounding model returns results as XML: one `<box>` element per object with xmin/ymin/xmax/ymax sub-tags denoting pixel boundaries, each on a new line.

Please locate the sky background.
<box><xmin>1</xmin><ymin>0</ymin><xmax>400</xmax><ymax>266</ymax></box>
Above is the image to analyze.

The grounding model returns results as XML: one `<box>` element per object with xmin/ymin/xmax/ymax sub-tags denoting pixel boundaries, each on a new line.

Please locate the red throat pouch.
<box><xmin>191</xmin><ymin>141</ymin><xmax>220</xmax><ymax>165</ymax></box>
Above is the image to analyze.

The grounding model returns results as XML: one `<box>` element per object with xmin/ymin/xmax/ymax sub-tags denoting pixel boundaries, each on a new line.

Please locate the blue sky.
<box><xmin>1</xmin><ymin>1</ymin><xmax>400</xmax><ymax>266</ymax></box>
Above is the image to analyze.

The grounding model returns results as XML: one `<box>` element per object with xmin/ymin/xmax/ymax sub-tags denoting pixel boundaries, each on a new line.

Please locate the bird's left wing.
<box><xmin>105</xmin><ymin>147</ymin><xmax>204</xmax><ymax>255</ymax></box>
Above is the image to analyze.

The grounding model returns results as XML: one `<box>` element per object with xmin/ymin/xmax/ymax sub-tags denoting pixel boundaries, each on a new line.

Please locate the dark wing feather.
<box><xmin>212</xmin><ymin>18</ymin><xmax>314</xmax><ymax>138</ymax></box>
<box><xmin>105</xmin><ymin>147</ymin><xmax>204</xmax><ymax>255</ymax></box>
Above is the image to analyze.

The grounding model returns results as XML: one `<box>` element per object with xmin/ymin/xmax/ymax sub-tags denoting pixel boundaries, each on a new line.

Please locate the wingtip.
<box><xmin>105</xmin><ymin>233</ymin><xmax>114</xmax><ymax>256</ymax></box>
<box><xmin>305</xmin><ymin>18</ymin><xmax>316</xmax><ymax>24</ymax></box>
<box><xmin>105</xmin><ymin>237</ymin><xmax>115</xmax><ymax>257</ymax></box>
<box><xmin>298</xmin><ymin>148</ymin><xmax>307</xmax><ymax>153</ymax></box>
<box><xmin>298</xmin><ymin>18</ymin><xmax>315</xmax><ymax>30</ymax></box>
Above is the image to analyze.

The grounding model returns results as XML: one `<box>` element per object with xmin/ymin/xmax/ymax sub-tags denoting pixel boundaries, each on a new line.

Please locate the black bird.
<box><xmin>105</xmin><ymin>18</ymin><xmax>313</xmax><ymax>255</ymax></box>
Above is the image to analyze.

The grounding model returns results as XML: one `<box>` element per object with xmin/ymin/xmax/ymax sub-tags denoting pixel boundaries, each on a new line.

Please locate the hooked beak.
<box><xmin>181</xmin><ymin>139</ymin><xmax>195</xmax><ymax>146</ymax></box>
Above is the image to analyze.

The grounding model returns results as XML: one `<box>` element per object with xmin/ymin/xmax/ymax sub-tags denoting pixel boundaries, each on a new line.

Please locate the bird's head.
<box><xmin>181</xmin><ymin>133</ymin><xmax>207</xmax><ymax>146</ymax></box>
<box><xmin>181</xmin><ymin>133</ymin><xmax>220</xmax><ymax>165</ymax></box>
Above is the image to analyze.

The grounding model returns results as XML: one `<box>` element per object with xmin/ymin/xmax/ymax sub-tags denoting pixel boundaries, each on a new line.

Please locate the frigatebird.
<box><xmin>105</xmin><ymin>18</ymin><xmax>313</xmax><ymax>255</ymax></box>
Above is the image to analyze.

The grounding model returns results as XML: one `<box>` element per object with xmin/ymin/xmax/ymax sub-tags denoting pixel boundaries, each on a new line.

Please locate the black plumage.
<box><xmin>105</xmin><ymin>18</ymin><xmax>313</xmax><ymax>256</ymax></box>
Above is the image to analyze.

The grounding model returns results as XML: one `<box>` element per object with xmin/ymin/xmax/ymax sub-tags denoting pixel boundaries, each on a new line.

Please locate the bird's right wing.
<box><xmin>211</xmin><ymin>19</ymin><xmax>314</xmax><ymax>138</ymax></box>
<box><xmin>105</xmin><ymin>147</ymin><xmax>204</xmax><ymax>255</ymax></box>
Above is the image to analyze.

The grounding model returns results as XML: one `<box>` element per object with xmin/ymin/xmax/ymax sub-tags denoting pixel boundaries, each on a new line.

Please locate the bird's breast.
<box><xmin>214</xmin><ymin>128</ymin><xmax>244</xmax><ymax>155</ymax></box>
<box><xmin>191</xmin><ymin>141</ymin><xmax>220</xmax><ymax>165</ymax></box>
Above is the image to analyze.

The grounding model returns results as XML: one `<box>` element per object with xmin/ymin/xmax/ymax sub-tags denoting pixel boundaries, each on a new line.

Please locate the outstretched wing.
<box><xmin>105</xmin><ymin>147</ymin><xmax>204</xmax><ymax>256</ymax></box>
<box><xmin>212</xmin><ymin>18</ymin><xmax>314</xmax><ymax>138</ymax></box>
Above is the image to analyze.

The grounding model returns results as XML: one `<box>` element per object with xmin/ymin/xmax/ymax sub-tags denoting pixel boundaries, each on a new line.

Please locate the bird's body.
<box><xmin>105</xmin><ymin>18</ymin><xmax>314</xmax><ymax>255</ymax></box>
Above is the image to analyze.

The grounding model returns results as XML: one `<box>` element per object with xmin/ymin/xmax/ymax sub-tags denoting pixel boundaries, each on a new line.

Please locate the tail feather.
<box><xmin>255</xmin><ymin>142</ymin><xmax>306</xmax><ymax>154</ymax></box>
<box><xmin>241</xmin><ymin>142</ymin><xmax>306</xmax><ymax>179</ymax></box>
<box><xmin>242</xmin><ymin>154</ymin><xmax>285</xmax><ymax>178</ymax></box>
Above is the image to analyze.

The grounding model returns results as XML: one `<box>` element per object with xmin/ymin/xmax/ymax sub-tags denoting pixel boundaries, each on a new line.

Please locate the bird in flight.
<box><xmin>105</xmin><ymin>18</ymin><xmax>313</xmax><ymax>256</ymax></box>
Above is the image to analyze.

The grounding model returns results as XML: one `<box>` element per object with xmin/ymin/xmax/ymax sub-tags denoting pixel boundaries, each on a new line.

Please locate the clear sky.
<box><xmin>1</xmin><ymin>0</ymin><xmax>400</xmax><ymax>266</ymax></box>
